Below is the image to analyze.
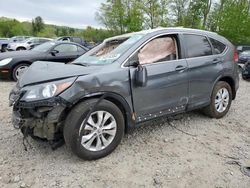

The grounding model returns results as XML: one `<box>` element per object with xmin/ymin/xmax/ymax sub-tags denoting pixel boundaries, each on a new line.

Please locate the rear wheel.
<box><xmin>64</xmin><ymin>99</ymin><xmax>125</xmax><ymax>160</ymax></box>
<box><xmin>12</xmin><ymin>63</ymin><xmax>30</xmax><ymax>81</ymax></box>
<box><xmin>203</xmin><ymin>81</ymin><xmax>232</xmax><ymax>119</ymax></box>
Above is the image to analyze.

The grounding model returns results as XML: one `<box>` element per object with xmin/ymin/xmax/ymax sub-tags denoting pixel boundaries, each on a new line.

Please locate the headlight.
<box><xmin>0</xmin><ymin>58</ymin><xmax>13</xmax><ymax>66</ymax></box>
<box><xmin>22</xmin><ymin>77</ymin><xmax>76</xmax><ymax>102</ymax></box>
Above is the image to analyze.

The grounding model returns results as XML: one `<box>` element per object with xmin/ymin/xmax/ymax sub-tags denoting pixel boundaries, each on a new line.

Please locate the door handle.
<box><xmin>175</xmin><ymin>65</ymin><xmax>186</xmax><ymax>72</ymax></box>
<box><xmin>212</xmin><ymin>58</ymin><xmax>222</xmax><ymax>64</ymax></box>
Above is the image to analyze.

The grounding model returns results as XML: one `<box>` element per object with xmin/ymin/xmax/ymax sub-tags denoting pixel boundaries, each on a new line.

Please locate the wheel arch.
<box><xmin>16</xmin><ymin>46</ymin><xmax>26</xmax><ymax>50</ymax></box>
<box><xmin>11</xmin><ymin>61</ymin><xmax>32</xmax><ymax>79</ymax></box>
<box><xmin>214</xmin><ymin>76</ymin><xmax>236</xmax><ymax>100</ymax></box>
<box><xmin>67</xmin><ymin>92</ymin><xmax>135</xmax><ymax>133</ymax></box>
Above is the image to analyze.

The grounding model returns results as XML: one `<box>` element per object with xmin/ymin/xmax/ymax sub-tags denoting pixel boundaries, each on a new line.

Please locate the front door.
<box><xmin>47</xmin><ymin>44</ymin><xmax>79</xmax><ymax>63</ymax></box>
<box><xmin>129</xmin><ymin>35</ymin><xmax>189</xmax><ymax>121</ymax></box>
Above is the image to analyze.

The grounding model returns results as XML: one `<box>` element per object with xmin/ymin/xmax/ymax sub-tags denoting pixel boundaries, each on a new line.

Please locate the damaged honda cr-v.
<box><xmin>9</xmin><ymin>28</ymin><xmax>239</xmax><ymax>160</ymax></box>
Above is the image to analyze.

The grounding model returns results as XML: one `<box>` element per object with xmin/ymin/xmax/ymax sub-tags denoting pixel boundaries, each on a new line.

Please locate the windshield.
<box><xmin>73</xmin><ymin>34</ymin><xmax>144</xmax><ymax>65</ymax></box>
<box><xmin>32</xmin><ymin>42</ymin><xmax>55</xmax><ymax>52</ymax></box>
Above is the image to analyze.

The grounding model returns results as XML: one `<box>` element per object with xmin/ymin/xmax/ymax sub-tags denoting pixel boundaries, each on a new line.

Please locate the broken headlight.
<box><xmin>22</xmin><ymin>77</ymin><xmax>76</xmax><ymax>102</ymax></box>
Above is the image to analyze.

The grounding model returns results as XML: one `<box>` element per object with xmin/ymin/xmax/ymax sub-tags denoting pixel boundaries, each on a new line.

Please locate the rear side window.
<box><xmin>209</xmin><ymin>38</ymin><xmax>226</xmax><ymax>54</ymax></box>
<box><xmin>54</xmin><ymin>44</ymin><xmax>78</xmax><ymax>52</ymax></box>
<box><xmin>184</xmin><ymin>34</ymin><xmax>212</xmax><ymax>58</ymax></box>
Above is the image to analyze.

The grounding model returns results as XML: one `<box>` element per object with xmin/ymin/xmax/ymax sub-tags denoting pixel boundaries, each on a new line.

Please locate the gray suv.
<box><xmin>9</xmin><ymin>28</ymin><xmax>239</xmax><ymax>160</ymax></box>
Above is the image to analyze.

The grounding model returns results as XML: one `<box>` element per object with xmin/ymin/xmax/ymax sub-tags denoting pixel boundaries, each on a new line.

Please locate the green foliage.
<box><xmin>98</xmin><ymin>0</ymin><xmax>250</xmax><ymax>45</ymax></box>
<box><xmin>0</xmin><ymin>17</ymin><xmax>116</xmax><ymax>43</ymax></box>
<box><xmin>32</xmin><ymin>16</ymin><xmax>45</xmax><ymax>35</ymax></box>
<box><xmin>2</xmin><ymin>0</ymin><xmax>250</xmax><ymax>45</ymax></box>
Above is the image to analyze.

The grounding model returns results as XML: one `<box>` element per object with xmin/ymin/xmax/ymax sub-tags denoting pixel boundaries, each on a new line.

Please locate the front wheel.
<box><xmin>64</xmin><ymin>99</ymin><xmax>125</xmax><ymax>160</ymax></box>
<box><xmin>203</xmin><ymin>81</ymin><xmax>232</xmax><ymax>119</ymax></box>
<box><xmin>12</xmin><ymin>63</ymin><xmax>30</xmax><ymax>81</ymax></box>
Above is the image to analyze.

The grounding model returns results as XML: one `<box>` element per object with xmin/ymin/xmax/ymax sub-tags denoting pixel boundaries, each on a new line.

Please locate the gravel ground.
<box><xmin>0</xmin><ymin>79</ymin><xmax>249</xmax><ymax>188</ymax></box>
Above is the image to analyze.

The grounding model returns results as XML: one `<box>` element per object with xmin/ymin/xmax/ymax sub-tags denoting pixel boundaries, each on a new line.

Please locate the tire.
<box><xmin>12</xmin><ymin>63</ymin><xmax>30</xmax><ymax>81</ymax></box>
<box><xmin>16</xmin><ymin>47</ymin><xmax>26</xmax><ymax>51</ymax></box>
<box><xmin>203</xmin><ymin>81</ymin><xmax>232</xmax><ymax>119</ymax></box>
<box><xmin>64</xmin><ymin>99</ymin><xmax>125</xmax><ymax>160</ymax></box>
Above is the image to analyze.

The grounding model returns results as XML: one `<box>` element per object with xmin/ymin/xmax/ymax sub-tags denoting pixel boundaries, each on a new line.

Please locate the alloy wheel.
<box><xmin>79</xmin><ymin>111</ymin><xmax>117</xmax><ymax>152</ymax></box>
<box><xmin>215</xmin><ymin>88</ymin><xmax>229</xmax><ymax>113</ymax></box>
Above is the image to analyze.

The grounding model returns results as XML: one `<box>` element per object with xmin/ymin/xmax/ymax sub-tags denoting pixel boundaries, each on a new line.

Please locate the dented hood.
<box><xmin>18</xmin><ymin>61</ymin><xmax>99</xmax><ymax>87</ymax></box>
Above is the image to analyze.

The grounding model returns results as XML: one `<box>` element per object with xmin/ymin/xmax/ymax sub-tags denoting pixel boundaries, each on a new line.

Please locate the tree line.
<box><xmin>1</xmin><ymin>0</ymin><xmax>250</xmax><ymax>44</ymax></box>
<box><xmin>0</xmin><ymin>16</ymin><xmax>114</xmax><ymax>43</ymax></box>
<box><xmin>96</xmin><ymin>0</ymin><xmax>250</xmax><ymax>44</ymax></box>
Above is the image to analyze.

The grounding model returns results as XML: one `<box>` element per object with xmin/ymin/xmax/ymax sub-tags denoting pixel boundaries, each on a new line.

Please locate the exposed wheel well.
<box><xmin>218</xmin><ymin>77</ymin><xmax>236</xmax><ymax>100</ymax></box>
<box><xmin>66</xmin><ymin>94</ymin><xmax>132</xmax><ymax>133</ymax></box>
<box><xmin>16</xmin><ymin>46</ymin><xmax>26</xmax><ymax>50</ymax></box>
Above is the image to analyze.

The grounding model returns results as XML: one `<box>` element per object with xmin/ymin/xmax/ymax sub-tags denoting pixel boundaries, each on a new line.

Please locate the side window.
<box><xmin>78</xmin><ymin>46</ymin><xmax>86</xmax><ymax>53</ymax></box>
<box><xmin>31</xmin><ymin>39</ymin><xmax>39</xmax><ymax>43</ymax></box>
<box><xmin>184</xmin><ymin>34</ymin><xmax>212</xmax><ymax>58</ymax></box>
<box><xmin>39</xmin><ymin>39</ymin><xmax>49</xmax><ymax>43</ymax></box>
<box><xmin>138</xmin><ymin>36</ymin><xmax>178</xmax><ymax>65</ymax></box>
<box><xmin>54</xmin><ymin>44</ymin><xmax>78</xmax><ymax>53</ymax></box>
<box><xmin>16</xmin><ymin>37</ymin><xmax>24</xmax><ymax>42</ymax></box>
<box><xmin>209</xmin><ymin>38</ymin><xmax>226</xmax><ymax>54</ymax></box>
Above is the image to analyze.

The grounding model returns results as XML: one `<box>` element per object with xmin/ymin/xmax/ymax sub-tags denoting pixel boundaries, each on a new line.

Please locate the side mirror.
<box><xmin>135</xmin><ymin>65</ymin><xmax>148</xmax><ymax>87</ymax></box>
<box><xmin>130</xmin><ymin>60</ymin><xmax>139</xmax><ymax>67</ymax></box>
<box><xmin>50</xmin><ymin>50</ymin><xmax>59</xmax><ymax>56</ymax></box>
<box><xmin>27</xmin><ymin>42</ymin><xmax>32</xmax><ymax>44</ymax></box>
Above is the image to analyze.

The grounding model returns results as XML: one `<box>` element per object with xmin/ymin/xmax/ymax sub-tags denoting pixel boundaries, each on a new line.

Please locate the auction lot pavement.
<box><xmin>0</xmin><ymin>79</ymin><xmax>249</xmax><ymax>188</ymax></box>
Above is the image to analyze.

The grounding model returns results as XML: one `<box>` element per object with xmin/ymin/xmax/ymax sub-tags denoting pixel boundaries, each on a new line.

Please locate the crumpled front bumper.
<box><xmin>10</xmin><ymin>89</ymin><xmax>69</xmax><ymax>140</ymax></box>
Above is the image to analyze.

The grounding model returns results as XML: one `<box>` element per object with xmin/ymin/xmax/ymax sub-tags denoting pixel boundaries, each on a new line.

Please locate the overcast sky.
<box><xmin>0</xmin><ymin>0</ymin><xmax>105</xmax><ymax>28</ymax></box>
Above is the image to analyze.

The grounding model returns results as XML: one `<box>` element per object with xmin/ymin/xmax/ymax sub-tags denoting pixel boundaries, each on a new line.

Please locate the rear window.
<box><xmin>184</xmin><ymin>34</ymin><xmax>212</xmax><ymax>58</ymax></box>
<box><xmin>209</xmin><ymin>38</ymin><xmax>226</xmax><ymax>54</ymax></box>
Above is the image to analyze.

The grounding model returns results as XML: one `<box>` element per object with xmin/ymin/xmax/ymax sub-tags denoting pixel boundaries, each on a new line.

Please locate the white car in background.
<box><xmin>7</xmin><ymin>37</ymin><xmax>52</xmax><ymax>51</ymax></box>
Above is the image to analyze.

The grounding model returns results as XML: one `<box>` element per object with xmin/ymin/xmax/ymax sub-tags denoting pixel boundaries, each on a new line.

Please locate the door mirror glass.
<box><xmin>135</xmin><ymin>65</ymin><xmax>147</xmax><ymax>87</ymax></box>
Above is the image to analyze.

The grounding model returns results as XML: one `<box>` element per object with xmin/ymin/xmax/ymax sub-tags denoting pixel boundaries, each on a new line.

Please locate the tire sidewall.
<box><xmin>12</xmin><ymin>63</ymin><xmax>29</xmax><ymax>81</ymax></box>
<box><xmin>65</xmin><ymin>99</ymin><xmax>124</xmax><ymax>160</ymax></box>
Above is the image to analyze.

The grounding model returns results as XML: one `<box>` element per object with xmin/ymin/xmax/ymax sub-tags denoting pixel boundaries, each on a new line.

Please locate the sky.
<box><xmin>0</xmin><ymin>0</ymin><xmax>105</xmax><ymax>29</ymax></box>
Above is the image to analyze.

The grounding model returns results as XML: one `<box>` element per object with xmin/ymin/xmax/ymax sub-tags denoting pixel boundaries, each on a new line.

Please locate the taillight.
<box><xmin>234</xmin><ymin>50</ymin><xmax>239</xmax><ymax>62</ymax></box>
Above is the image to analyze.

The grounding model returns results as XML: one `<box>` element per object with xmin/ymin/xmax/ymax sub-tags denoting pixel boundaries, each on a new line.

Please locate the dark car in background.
<box><xmin>9</xmin><ymin>28</ymin><xmax>239</xmax><ymax>160</ymax></box>
<box><xmin>0</xmin><ymin>41</ymin><xmax>88</xmax><ymax>81</ymax></box>
<box><xmin>242</xmin><ymin>61</ymin><xmax>250</xmax><ymax>80</ymax></box>
<box><xmin>7</xmin><ymin>37</ymin><xmax>52</xmax><ymax>51</ymax></box>
<box><xmin>57</xmin><ymin>36</ymin><xmax>96</xmax><ymax>49</ymax></box>
<box><xmin>237</xmin><ymin>45</ymin><xmax>250</xmax><ymax>53</ymax></box>
<box><xmin>238</xmin><ymin>50</ymin><xmax>250</xmax><ymax>64</ymax></box>
<box><xmin>0</xmin><ymin>36</ymin><xmax>31</xmax><ymax>52</ymax></box>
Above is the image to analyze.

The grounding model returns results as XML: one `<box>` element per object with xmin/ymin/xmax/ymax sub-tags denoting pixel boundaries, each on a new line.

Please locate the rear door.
<box><xmin>129</xmin><ymin>34</ymin><xmax>189</xmax><ymax>121</ymax></box>
<box><xmin>183</xmin><ymin>34</ymin><xmax>224</xmax><ymax>109</ymax></box>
